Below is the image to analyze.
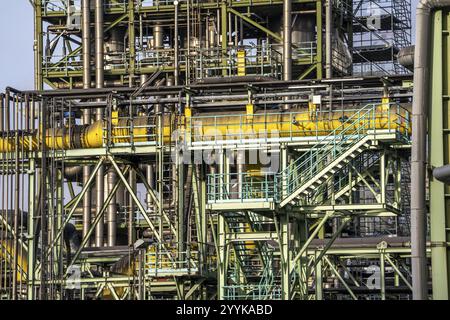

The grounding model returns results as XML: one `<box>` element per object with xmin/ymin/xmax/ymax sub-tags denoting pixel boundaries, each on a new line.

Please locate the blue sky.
<box><xmin>0</xmin><ymin>1</ymin><xmax>419</xmax><ymax>91</ymax></box>
<box><xmin>0</xmin><ymin>1</ymin><xmax>35</xmax><ymax>90</ymax></box>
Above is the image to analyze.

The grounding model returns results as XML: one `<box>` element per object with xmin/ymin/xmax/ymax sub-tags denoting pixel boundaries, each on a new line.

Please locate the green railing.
<box><xmin>223</xmin><ymin>283</ymin><xmax>281</xmax><ymax>300</ymax></box>
<box><xmin>205</xmin><ymin>103</ymin><xmax>410</xmax><ymax>204</ymax></box>
<box><xmin>188</xmin><ymin>109</ymin><xmax>353</xmax><ymax>146</ymax></box>
<box><xmin>307</xmin><ymin>151</ymin><xmax>381</xmax><ymax>205</ymax></box>
<box><xmin>207</xmin><ymin>172</ymin><xmax>277</xmax><ymax>203</ymax></box>
<box><xmin>278</xmin><ymin>103</ymin><xmax>410</xmax><ymax>200</ymax></box>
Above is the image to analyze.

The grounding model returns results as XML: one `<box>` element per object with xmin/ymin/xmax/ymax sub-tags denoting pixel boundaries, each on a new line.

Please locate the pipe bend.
<box><xmin>433</xmin><ymin>165</ymin><xmax>450</xmax><ymax>183</ymax></box>
<box><xmin>417</xmin><ymin>0</ymin><xmax>450</xmax><ymax>11</ymax></box>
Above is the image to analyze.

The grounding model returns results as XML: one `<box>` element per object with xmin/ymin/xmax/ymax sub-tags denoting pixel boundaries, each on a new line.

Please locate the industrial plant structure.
<box><xmin>0</xmin><ymin>0</ymin><xmax>448</xmax><ymax>300</ymax></box>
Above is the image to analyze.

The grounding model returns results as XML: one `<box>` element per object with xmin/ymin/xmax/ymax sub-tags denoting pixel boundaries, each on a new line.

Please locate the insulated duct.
<box><xmin>0</xmin><ymin>107</ymin><xmax>410</xmax><ymax>153</ymax></box>
<box><xmin>411</xmin><ymin>0</ymin><xmax>450</xmax><ymax>301</ymax></box>
<box><xmin>283</xmin><ymin>0</ymin><xmax>292</xmax><ymax>81</ymax></box>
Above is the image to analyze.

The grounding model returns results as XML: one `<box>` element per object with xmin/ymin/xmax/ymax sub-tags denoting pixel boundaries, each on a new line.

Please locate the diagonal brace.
<box><xmin>64</xmin><ymin>166</ymin><xmax>131</xmax><ymax>275</ymax></box>
<box><xmin>108</xmin><ymin>156</ymin><xmax>172</xmax><ymax>261</ymax></box>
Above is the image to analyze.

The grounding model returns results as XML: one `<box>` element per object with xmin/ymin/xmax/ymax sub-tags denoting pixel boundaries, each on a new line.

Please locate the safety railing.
<box><xmin>136</xmin><ymin>49</ymin><xmax>182</xmax><ymax>69</ymax></box>
<box><xmin>102</xmin><ymin>114</ymin><xmax>158</xmax><ymax>148</ymax></box>
<box><xmin>43</xmin><ymin>53</ymin><xmax>83</xmax><ymax>74</ymax></box>
<box><xmin>69</xmin><ymin>208</ymin><xmax>129</xmax><ymax>227</ymax></box>
<box><xmin>187</xmin><ymin>110</ymin><xmax>333</xmax><ymax>147</ymax></box>
<box><xmin>187</xmin><ymin>103</ymin><xmax>409</xmax><ymax>147</ymax></box>
<box><xmin>41</xmin><ymin>0</ymin><xmax>187</xmax><ymax>13</ymax></box>
<box><xmin>306</xmin><ymin>151</ymin><xmax>381</xmax><ymax>206</ymax></box>
<box><xmin>223</xmin><ymin>284</ymin><xmax>282</xmax><ymax>300</ymax></box>
<box><xmin>203</xmin><ymin>103</ymin><xmax>410</xmax><ymax>204</ymax></box>
<box><xmin>139</xmin><ymin>0</ymin><xmax>187</xmax><ymax>6</ymax></box>
<box><xmin>104</xmin><ymin>0</ymin><xmax>128</xmax><ymax>11</ymax></box>
<box><xmin>42</xmin><ymin>0</ymin><xmax>71</xmax><ymax>14</ymax></box>
<box><xmin>192</xmin><ymin>44</ymin><xmax>283</xmax><ymax>79</ymax></box>
<box><xmin>292</xmin><ymin>41</ymin><xmax>317</xmax><ymax>62</ymax></box>
<box><xmin>145</xmin><ymin>249</ymin><xmax>199</xmax><ymax>276</ymax></box>
<box><xmin>278</xmin><ymin>103</ymin><xmax>410</xmax><ymax>199</ymax></box>
<box><xmin>207</xmin><ymin>172</ymin><xmax>277</xmax><ymax>203</ymax></box>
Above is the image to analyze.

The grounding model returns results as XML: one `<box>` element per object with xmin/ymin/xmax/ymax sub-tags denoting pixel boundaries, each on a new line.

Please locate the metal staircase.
<box><xmin>205</xmin><ymin>102</ymin><xmax>410</xmax><ymax>210</ymax></box>
<box><xmin>307</xmin><ymin>151</ymin><xmax>381</xmax><ymax>206</ymax></box>
<box><xmin>225</xmin><ymin>212</ymin><xmax>266</xmax><ymax>282</ymax></box>
<box><xmin>223</xmin><ymin>212</ymin><xmax>281</xmax><ymax>300</ymax></box>
<box><xmin>278</xmin><ymin>104</ymin><xmax>381</xmax><ymax>207</ymax></box>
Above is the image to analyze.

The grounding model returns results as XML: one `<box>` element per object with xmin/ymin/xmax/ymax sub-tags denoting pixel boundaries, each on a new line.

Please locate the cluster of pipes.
<box><xmin>58</xmin><ymin>0</ymin><xmax>350</xmax><ymax>89</ymax></box>
<box><xmin>0</xmin><ymin>0</ymin><xmax>399</xmax><ymax>249</ymax></box>
<box><xmin>74</xmin><ymin>0</ymin><xmax>446</xmax><ymax>300</ymax></box>
<box><xmin>81</xmin><ymin>0</ymin><xmax>121</xmax><ymax>247</ymax></box>
<box><xmin>71</xmin><ymin>0</ymin><xmax>302</xmax><ymax>249</ymax></box>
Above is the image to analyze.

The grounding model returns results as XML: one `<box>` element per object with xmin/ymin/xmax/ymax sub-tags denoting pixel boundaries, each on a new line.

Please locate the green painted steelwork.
<box><xmin>429</xmin><ymin>9</ymin><xmax>450</xmax><ymax>300</ymax></box>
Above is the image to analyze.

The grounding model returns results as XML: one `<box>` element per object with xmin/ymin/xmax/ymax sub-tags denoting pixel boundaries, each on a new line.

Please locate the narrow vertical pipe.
<box><xmin>95</xmin><ymin>0</ymin><xmax>104</xmax><ymax>247</ymax></box>
<box><xmin>283</xmin><ymin>0</ymin><xmax>292</xmax><ymax>81</ymax></box>
<box><xmin>325</xmin><ymin>0</ymin><xmax>332</xmax><ymax>79</ymax></box>
<box><xmin>82</xmin><ymin>0</ymin><xmax>92</xmax><ymax>244</ymax></box>
<box><xmin>0</xmin><ymin>94</ymin><xmax>4</xmax><ymax>131</ymax></box>
<box><xmin>95</xmin><ymin>0</ymin><xmax>104</xmax><ymax>90</ymax></box>
<box><xmin>237</xmin><ymin>150</ymin><xmax>245</xmax><ymax>199</ymax></box>
<box><xmin>34</xmin><ymin>0</ymin><xmax>44</xmax><ymax>90</ymax></box>
<box><xmin>128</xmin><ymin>0</ymin><xmax>136</xmax><ymax>87</ymax></box>
<box><xmin>220</xmin><ymin>2</ymin><xmax>227</xmax><ymax>77</ymax></box>
<box><xmin>234</xmin><ymin>15</ymin><xmax>238</xmax><ymax>47</ymax></box>
<box><xmin>174</xmin><ymin>1</ymin><xmax>179</xmax><ymax>85</ymax></box>
<box><xmin>216</xmin><ymin>9</ymin><xmax>221</xmax><ymax>46</ymax></box>
<box><xmin>107</xmin><ymin>169</ymin><xmax>117</xmax><ymax>246</ymax></box>
<box><xmin>128</xmin><ymin>170</ymin><xmax>136</xmax><ymax>246</ymax></box>
<box><xmin>380</xmin><ymin>252</ymin><xmax>386</xmax><ymax>300</ymax></box>
<box><xmin>186</xmin><ymin>0</ymin><xmax>191</xmax><ymax>83</ymax></box>
<box><xmin>12</xmin><ymin>94</ymin><xmax>20</xmax><ymax>300</ymax></box>
<box><xmin>205</xmin><ymin>16</ymin><xmax>210</xmax><ymax>49</ymax></box>
<box><xmin>5</xmin><ymin>90</ymin><xmax>10</xmax><ymax>131</ymax></box>
<box><xmin>228</xmin><ymin>12</ymin><xmax>232</xmax><ymax>45</ymax></box>
<box><xmin>239</xmin><ymin>17</ymin><xmax>243</xmax><ymax>46</ymax></box>
<box><xmin>82</xmin><ymin>0</ymin><xmax>91</xmax><ymax>89</ymax></box>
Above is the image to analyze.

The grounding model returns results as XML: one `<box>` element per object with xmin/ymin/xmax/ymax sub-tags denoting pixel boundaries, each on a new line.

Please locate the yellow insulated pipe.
<box><xmin>0</xmin><ymin>106</ymin><xmax>410</xmax><ymax>153</ymax></box>
<box><xmin>187</xmin><ymin>106</ymin><xmax>411</xmax><ymax>142</ymax></box>
<box><xmin>0</xmin><ymin>117</ymin><xmax>150</xmax><ymax>152</ymax></box>
<box><xmin>0</xmin><ymin>239</ymin><xmax>28</xmax><ymax>282</ymax></box>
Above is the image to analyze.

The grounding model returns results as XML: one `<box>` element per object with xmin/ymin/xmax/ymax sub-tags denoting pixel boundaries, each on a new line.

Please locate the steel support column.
<box><xmin>429</xmin><ymin>8</ymin><xmax>450</xmax><ymax>300</ymax></box>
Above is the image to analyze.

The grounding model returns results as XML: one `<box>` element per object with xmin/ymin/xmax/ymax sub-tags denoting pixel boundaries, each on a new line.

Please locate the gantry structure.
<box><xmin>0</xmin><ymin>0</ymin><xmax>425</xmax><ymax>301</ymax></box>
<box><xmin>352</xmin><ymin>0</ymin><xmax>411</xmax><ymax>76</ymax></box>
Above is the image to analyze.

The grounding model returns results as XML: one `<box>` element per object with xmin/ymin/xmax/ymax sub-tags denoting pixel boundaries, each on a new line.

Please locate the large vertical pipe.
<box><xmin>283</xmin><ymin>0</ymin><xmax>292</xmax><ymax>81</ymax></box>
<box><xmin>107</xmin><ymin>169</ymin><xmax>117</xmax><ymax>246</ymax></box>
<box><xmin>128</xmin><ymin>0</ymin><xmax>135</xmax><ymax>87</ymax></box>
<box><xmin>153</xmin><ymin>25</ymin><xmax>164</xmax><ymax>49</ymax></box>
<box><xmin>325</xmin><ymin>0</ymin><xmax>332</xmax><ymax>79</ymax></box>
<box><xmin>82</xmin><ymin>0</ymin><xmax>92</xmax><ymax>244</ymax></box>
<box><xmin>411</xmin><ymin>0</ymin><xmax>450</xmax><ymax>300</ymax></box>
<box><xmin>82</xmin><ymin>0</ymin><xmax>91</xmax><ymax>89</ymax></box>
<box><xmin>411</xmin><ymin>0</ymin><xmax>430</xmax><ymax>301</ymax></box>
<box><xmin>95</xmin><ymin>0</ymin><xmax>104</xmax><ymax>90</ymax></box>
<box><xmin>94</xmin><ymin>0</ymin><xmax>104</xmax><ymax>247</ymax></box>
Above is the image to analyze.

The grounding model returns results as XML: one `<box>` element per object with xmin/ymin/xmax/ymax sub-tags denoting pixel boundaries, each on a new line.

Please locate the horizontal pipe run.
<box><xmin>0</xmin><ymin>104</ymin><xmax>411</xmax><ymax>153</ymax></box>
